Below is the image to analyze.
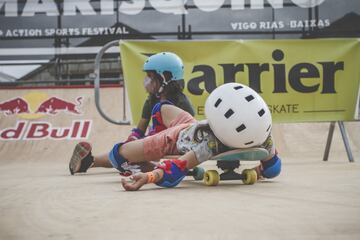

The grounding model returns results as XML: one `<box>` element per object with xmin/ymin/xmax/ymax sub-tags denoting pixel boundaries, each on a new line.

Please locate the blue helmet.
<box><xmin>143</xmin><ymin>52</ymin><xmax>184</xmax><ymax>81</ymax></box>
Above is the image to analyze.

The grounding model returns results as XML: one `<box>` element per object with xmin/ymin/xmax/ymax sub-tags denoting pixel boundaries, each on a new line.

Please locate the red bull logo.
<box><xmin>0</xmin><ymin>93</ymin><xmax>83</xmax><ymax>119</ymax></box>
<box><xmin>0</xmin><ymin>97</ymin><xmax>30</xmax><ymax>116</ymax></box>
<box><xmin>35</xmin><ymin>97</ymin><xmax>83</xmax><ymax>115</ymax></box>
<box><xmin>0</xmin><ymin>92</ymin><xmax>91</xmax><ymax>141</ymax></box>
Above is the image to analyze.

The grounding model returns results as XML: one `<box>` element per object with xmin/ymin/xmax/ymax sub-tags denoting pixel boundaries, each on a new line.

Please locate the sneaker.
<box><xmin>69</xmin><ymin>142</ymin><xmax>94</xmax><ymax>175</ymax></box>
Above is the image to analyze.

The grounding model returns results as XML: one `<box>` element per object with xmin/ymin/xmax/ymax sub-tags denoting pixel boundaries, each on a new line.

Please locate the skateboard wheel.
<box><xmin>204</xmin><ymin>170</ymin><xmax>220</xmax><ymax>186</ymax></box>
<box><xmin>193</xmin><ymin>167</ymin><xmax>205</xmax><ymax>180</ymax></box>
<box><xmin>242</xmin><ymin>169</ymin><xmax>257</xmax><ymax>185</ymax></box>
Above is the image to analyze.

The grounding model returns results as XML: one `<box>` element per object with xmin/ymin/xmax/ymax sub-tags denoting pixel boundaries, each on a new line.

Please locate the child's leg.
<box><xmin>104</xmin><ymin>102</ymin><xmax>194</xmax><ymax>167</ymax></box>
<box><xmin>160</xmin><ymin>104</ymin><xmax>191</xmax><ymax>127</ymax></box>
<box><xmin>70</xmin><ymin>103</ymin><xmax>195</xmax><ymax>175</ymax></box>
<box><xmin>108</xmin><ymin>139</ymin><xmax>151</xmax><ymax>176</ymax></box>
<box><xmin>69</xmin><ymin>126</ymin><xmax>184</xmax><ymax>175</ymax></box>
<box><xmin>93</xmin><ymin>141</ymin><xmax>147</xmax><ymax>167</ymax></box>
<box><xmin>69</xmin><ymin>142</ymin><xmax>121</xmax><ymax>175</ymax></box>
<box><xmin>118</xmin><ymin>139</ymin><xmax>146</xmax><ymax>163</ymax></box>
<box><xmin>91</xmin><ymin>147</ymin><xmax>154</xmax><ymax>175</ymax></box>
<box><xmin>93</xmin><ymin>153</ymin><xmax>113</xmax><ymax>168</ymax></box>
<box><xmin>138</xmin><ymin>103</ymin><xmax>196</xmax><ymax>162</ymax></box>
<box><xmin>69</xmin><ymin>141</ymin><xmax>151</xmax><ymax>175</ymax></box>
<box><xmin>109</xmin><ymin>123</ymin><xmax>192</xmax><ymax>175</ymax></box>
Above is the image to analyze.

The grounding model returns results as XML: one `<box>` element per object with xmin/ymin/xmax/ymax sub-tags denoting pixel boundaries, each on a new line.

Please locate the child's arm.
<box><xmin>121</xmin><ymin>151</ymin><xmax>199</xmax><ymax>191</ymax></box>
<box><xmin>121</xmin><ymin>169</ymin><xmax>164</xmax><ymax>191</ymax></box>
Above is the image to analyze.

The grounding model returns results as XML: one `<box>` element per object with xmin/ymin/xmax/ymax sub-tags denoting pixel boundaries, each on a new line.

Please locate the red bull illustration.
<box><xmin>0</xmin><ymin>97</ymin><xmax>30</xmax><ymax>116</ymax></box>
<box><xmin>36</xmin><ymin>97</ymin><xmax>83</xmax><ymax>115</ymax></box>
<box><xmin>0</xmin><ymin>92</ymin><xmax>91</xmax><ymax>141</ymax></box>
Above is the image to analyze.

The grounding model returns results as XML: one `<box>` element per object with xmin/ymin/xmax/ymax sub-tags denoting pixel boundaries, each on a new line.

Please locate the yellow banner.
<box><xmin>120</xmin><ymin>39</ymin><xmax>360</xmax><ymax>124</ymax></box>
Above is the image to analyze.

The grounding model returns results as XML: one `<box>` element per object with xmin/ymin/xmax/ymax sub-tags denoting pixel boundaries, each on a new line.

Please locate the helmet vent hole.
<box><xmin>234</xmin><ymin>85</ymin><xmax>243</xmax><ymax>90</ymax></box>
<box><xmin>236</xmin><ymin>124</ymin><xmax>246</xmax><ymax>132</ymax></box>
<box><xmin>258</xmin><ymin>109</ymin><xmax>265</xmax><ymax>117</ymax></box>
<box><xmin>224</xmin><ymin>109</ymin><xmax>234</xmax><ymax>119</ymax></box>
<box><xmin>266</xmin><ymin>124</ymin><xmax>271</xmax><ymax>132</ymax></box>
<box><xmin>214</xmin><ymin>98</ymin><xmax>222</xmax><ymax>107</ymax></box>
<box><xmin>245</xmin><ymin>141</ymin><xmax>254</xmax><ymax>145</ymax></box>
<box><xmin>245</xmin><ymin>95</ymin><xmax>254</xmax><ymax>102</ymax></box>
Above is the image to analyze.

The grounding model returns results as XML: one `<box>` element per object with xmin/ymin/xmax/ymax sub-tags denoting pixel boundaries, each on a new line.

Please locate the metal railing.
<box><xmin>93</xmin><ymin>40</ymin><xmax>130</xmax><ymax>125</ymax></box>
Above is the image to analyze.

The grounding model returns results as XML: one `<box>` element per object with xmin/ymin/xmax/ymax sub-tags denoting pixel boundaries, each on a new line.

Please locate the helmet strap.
<box><xmin>156</xmin><ymin>73</ymin><xmax>168</xmax><ymax>96</ymax></box>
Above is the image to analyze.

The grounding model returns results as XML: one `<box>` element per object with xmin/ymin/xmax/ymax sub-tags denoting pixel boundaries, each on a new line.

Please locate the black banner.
<box><xmin>0</xmin><ymin>0</ymin><xmax>359</xmax><ymax>60</ymax></box>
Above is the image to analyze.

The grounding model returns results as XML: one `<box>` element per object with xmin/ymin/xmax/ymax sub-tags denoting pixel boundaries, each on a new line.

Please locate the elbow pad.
<box><xmin>261</xmin><ymin>155</ymin><xmax>281</xmax><ymax>179</ymax></box>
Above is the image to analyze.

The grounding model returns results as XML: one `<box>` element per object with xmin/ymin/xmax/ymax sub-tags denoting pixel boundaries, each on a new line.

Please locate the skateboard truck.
<box><xmin>201</xmin><ymin>148</ymin><xmax>269</xmax><ymax>186</ymax></box>
<box><xmin>216</xmin><ymin>160</ymin><xmax>242</xmax><ymax>181</ymax></box>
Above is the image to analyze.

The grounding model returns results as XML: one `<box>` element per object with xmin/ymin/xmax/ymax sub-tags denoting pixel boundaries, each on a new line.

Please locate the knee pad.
<box><xmin>108</xmin><ymin>143</ymin><xmax>128</xmax><ymax>171</ymax></box>
<box><xmin>261</xmin><ymin>155</ymin><xmax>281</xmax><ymax>179</ymax></box>
<box><xmin>149</xmin><ymin>100</ymin><xmax>174</xmax><ymax>135</ymax></box>
<box><xmin>156</xmin><ymin>159</ymin><xmax>188</xmax><ymax>188</ymax></box>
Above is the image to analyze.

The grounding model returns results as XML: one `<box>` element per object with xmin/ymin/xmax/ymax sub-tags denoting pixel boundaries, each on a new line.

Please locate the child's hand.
<box><xmin>126</xmin><ymin>128</ymin><xmax>145</xmax><ymax>142</ymax></box>
<box><xmin>121</xmin><ymin>173</ymin><xmax>148</xmax><ymax>191</ymax></box>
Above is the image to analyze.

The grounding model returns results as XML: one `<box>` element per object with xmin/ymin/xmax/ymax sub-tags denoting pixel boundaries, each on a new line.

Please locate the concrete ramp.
<box><xmin>0</xmin><ymin>86</ymin><xmax>132</xmax><ymax>164</ymax></box>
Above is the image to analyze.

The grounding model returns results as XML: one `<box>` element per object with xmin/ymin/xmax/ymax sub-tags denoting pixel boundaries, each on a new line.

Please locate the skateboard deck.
<box><xmin>163</xmin><ymin>148</ymin><xmax>269</xmax><ymax>161</ymax></box>
<box><xmin>211</xmin><ymin>148</ymin><xmax>269</xmax><ymax>161</ymax></box>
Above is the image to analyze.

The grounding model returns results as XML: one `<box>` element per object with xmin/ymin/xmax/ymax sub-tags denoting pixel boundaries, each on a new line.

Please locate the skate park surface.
<box><xmin>1</xmin><ymin>88</ymin><xmax>360</xmax><ymax>240</ymax></box>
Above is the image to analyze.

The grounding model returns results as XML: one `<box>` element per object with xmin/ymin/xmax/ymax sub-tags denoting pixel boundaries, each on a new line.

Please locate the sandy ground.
<box><xmin>0</xmin><ymin>157</ymin><xmax>359</xmax><ymax>240</ymax></box>
<box><xmin>1</xmin><ymin>88</ymin><xmax>359</xmax><ymax>239</ymax></box>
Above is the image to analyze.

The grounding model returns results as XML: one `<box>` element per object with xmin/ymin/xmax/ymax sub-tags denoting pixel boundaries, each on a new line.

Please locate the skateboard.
<box><xmin>188</xmin><ymin>148</ymin><xmax>270</xmax><ymax>186</ymax></box>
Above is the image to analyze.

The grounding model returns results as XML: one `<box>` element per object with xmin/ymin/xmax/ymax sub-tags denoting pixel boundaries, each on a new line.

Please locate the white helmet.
<box><xmin>205</xmin><ymin>83</ymin><xmax>272</xmax><ymax>148</ymax></box>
